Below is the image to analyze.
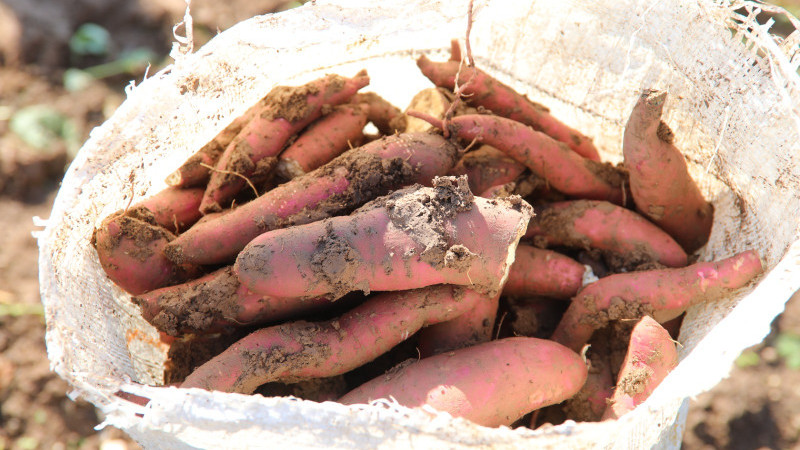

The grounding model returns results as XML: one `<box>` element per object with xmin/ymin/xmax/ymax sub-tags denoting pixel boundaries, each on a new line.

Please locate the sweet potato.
<box><xmin>91</xmin><ymin>209</ymin><xmax>199</xmax><ymax>295</ymax></box>
<box><xmin>339</xmin><ymin>337</ymin><xmax>588</xmax><ymax>427</ymax></box>
<box><xmin>502</xmin><ymin>244</ymin><xmax>586</xmax><ymax>299</ymax></box>
<box><xmin>524</xmin><ymin>200</ymin><xmax>688</xmax><ymax>270</ymax></box>
<box><xmin>602</xmin><ymin>316</ymin><xmax>678</xmax><ymax>420</ymax></box>
<box><xmin>165</xmin><ymin>133</ymin><xmax>461</xmax><ymax>266</ymax></box>
<box><xmin>623</xmin><ymin>90</ymin><xmax>714</xmax><ymax>253</ymax></box>
<box><xmin>133</xmin><ymin>266</ymin><xmax>332</xmax><ymax>336</ymax></box>
<box><xmin>551</xmin><ymin>250</ymin><xmax>764</xmax><ymax>352</ymax></box>
<box><xmin>130</xmin><ymin>186</ymin><xmax>204</xmax><ymax>233</ymax></box>
<box><xmin>201</xmin><ymin>71</ymin><xmax>370</xmax><ymax>212</ymax></box>
<box><xmin>275</xmin><ymin>103</ymin><xmax>369</xmax><ymax>180</ymax></box>
<box><xmin>352</xmin><ymin>92</ymin><xmax>406</xmax><ymax>135</ymax></box>
<box><xmin>409</xmin><ymin>112</ymin><xmax>625</xmax><ymax>204</ymax></box>
<box><xmin>417</xmin><ymin>293</ymin><xmax>499</xmax><ymax>357</ymax></box>
<box><xmin>180</xmin><ymin>285</ymin><xmax>484</xmax><ymax>393</ymax></box>
<box><xmin>166</xmin><ymin>100</ymin><xmax>263</xmax><ymax>188</ymax></box>
<box><xmin>416</xmin><ymin>50</ymin><xmax>601</xmax><ymax>161</ymax></box>
<box><xmin>403</xmin><ymin>87</ymin><xmax>476</xmax><ymax>134</ymax></box>
<box><xmin>562</xmin><ymin>353</ymin><xmax>615</xmax><ymax>422</ymax></box>
<box><xmin>235</xmin><ymin>176</ymin><xmax>533</xmax><ymax>299</ymax></box>
<box><xmin>448</xmin><ymin>145</ymin><xmax>526</xmax><ymax>196</ymax></box>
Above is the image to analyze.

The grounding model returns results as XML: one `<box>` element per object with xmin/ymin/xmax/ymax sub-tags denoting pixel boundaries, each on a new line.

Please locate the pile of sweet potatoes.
<box><xmin>92</xmin><ymin>40</ymin><xmax>763</xmax><ymax>429</ymax></box>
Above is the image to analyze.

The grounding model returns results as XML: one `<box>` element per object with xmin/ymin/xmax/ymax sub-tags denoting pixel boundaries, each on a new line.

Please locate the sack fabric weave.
<box><xmin>39</xmin><ymin>0</ymin><xmax>800</xmax><ymax>448</ymax></box>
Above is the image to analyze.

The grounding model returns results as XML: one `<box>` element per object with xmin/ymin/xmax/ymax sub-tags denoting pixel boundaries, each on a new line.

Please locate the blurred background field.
<box><xmin>0</xmin><ymin>1</ymin><xmax>797</xmax><ymax>448</ymax></box>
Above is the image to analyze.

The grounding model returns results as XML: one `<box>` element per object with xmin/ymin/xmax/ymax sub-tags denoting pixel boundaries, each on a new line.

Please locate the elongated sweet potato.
<box><xmin>524</xmin><ymin>200</ymin><xmax>688</xmax><ymax>270</ymax></box>
<box><xmin>165</xmin><ymin>133</ymin><xmax>461</xmax><ymax>266</ymax></box>
<box><xmin>180</xmin><ymin>285</ymin><xmax>483</xmax><ymax>393</ymax></box>
<box><xmin>276</xmin><ymin>103</ymin><xmax>369</xmax><ymax>179</ymax></box>
<box><xmin>166</xmin><ymin>100</ymin><xmax>263</xmax><ymax>188</ymax></box>
<box><xmin>602</xmin><ymin>316</ymin><xmax>678</xmax><ymax>420</ymax></box>
<box><xmin>91</xmin><ymin>209</ymin><xmax>199</xmax><ymax>295</ymax></box>
<box><xmin>409</xmin><ymin>112</ymin><xmax>625</xmax><ymax>204</ymax></box>
<box><xmin>133</xmin><ymin>266</ymin><xmax>332</xmax><ymax>336</ymax></box>
<box><xmin>551</xmin><ymin>251</ymin><xmax>764</xmax><ymax>352</ymax></box>
<box><xmin>339</xmin><ymin>337</ymin><xmax>588</xmax><ymax>427</ymax></box>
<box><xmin>235</xmin><ymin>176</ymin><xmax>533</xmax><ymax>299</ymax></box>
<box><xmin>353</xmin><ymin>92</ymin><xmax>406</xmax><ymax>135</ymax></box>
<box><xmin>201</xmin><ymin>71</ymin><xmax>370</xmax><ymax>212</ymax></box>
<box><xmin>448</xmin><ymin>145</ymin><xmax>526</xmax><ymax>196</ymax></box>
<box><xmin>130</xmin><ymin>186</ymin><xmax>204</xmax><ymax>233</ymax></box>
<box><xmin>417</xmin><ymin>50</ymin><xmax>601</xmax><ymax>161</ymax></box>
<box><xmin>503</xmin><ymin>244</ymin><xmax>586</xmax><ymax>299</ymax></box>
<box><xmin>418</xmin><ymin>292</ymin><xmax>499</xmax><ymax>357</ymax></box>
<box><xmin>624</xmin><ymin>90</ymin><xmax>714</xmax><ymax>253</ymax></box>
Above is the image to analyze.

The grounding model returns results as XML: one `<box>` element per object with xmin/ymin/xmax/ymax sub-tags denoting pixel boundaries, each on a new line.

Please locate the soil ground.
<box><xmin>0</xmin><ymin>0</ymin><xmax>799</xmax><ymax>448</ymax></box>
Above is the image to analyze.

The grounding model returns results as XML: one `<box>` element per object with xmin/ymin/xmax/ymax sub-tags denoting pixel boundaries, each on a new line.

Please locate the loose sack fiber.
<box><xmin>38</xmin><ymin>0</ymin><xmax>800</xmax><ymax>448</ymax></box>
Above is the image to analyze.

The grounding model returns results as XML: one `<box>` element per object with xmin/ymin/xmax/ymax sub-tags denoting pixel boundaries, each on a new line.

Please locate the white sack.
<box><xmin>39</xmin><ymin>0</ymin><xmax>800</xmax><ymax>448</ymax></box>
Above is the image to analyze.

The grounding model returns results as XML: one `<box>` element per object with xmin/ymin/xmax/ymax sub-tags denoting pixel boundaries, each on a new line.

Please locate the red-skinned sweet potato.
<box><xmin>276</xmin><ymin>103</ymin><xmax>369</xmax><ymax>179</ymax></box>
<box><xmin>91</xmin><ymin>210</ymin><xmax>199</xmax><ymax>295</ymax></box>
<box><xmin>353</xmin><ymin>92</ymin><xmax>406</xmax><ymax>135</ymax></box>
<box><xmin>448</xmin><ymin>145</ymin><xmax>526</xmax><ymax>196</ymax></box>
<box><xmin>417</xmin><ymin>48</ymin><xmax>601</xmax><ymax>161</ymax></box>
<box><xmin>562</xmin><ymin>352</ymin><xmax>615</xmax><ymax>422</ymax></box>
<box><xmin>417</xmin><ymin>292</ymin><xmax>499</xmax><ymax>357</ymax></box>
<box><xmin>180</xmin><ymin>285</ymin><xmax>483</xmax><ymax>393</ymax></box>
<box><xmin>201</xmin><ymin>71</ymin><xmax>370</xmax><ymax>212</ymax></box>
<box><xmin>339</xmin><ymin>337</ymin><xmax>588</xmax><ymax>427</ymax></box>
<box><xmin>133</xmin><ymin>266</ymin><xmax>332</xmax><ymax>336</ymax></box>
<box><xmin>131</xmin><ymin>186</ymin><xmax>204</xmax><ymax>234</ymax></box>
<box><xmin>234</xmin><ymin>177</ymin><xmax>533</xmax><ymax>300</ymax></box>
<box><xmin>408</xmin><ymin>112</ymin><xmax>625</xmax><ymax>204</ymax></box>
<box><xmin>551</xmin><ymin>250</ymin><xmax>764</xmax><ymax>352</ymax></box>
<box><xmin>602</xmin><ymin>316</ymin><xmax>679</xmax><ymax>420</ymax></box>
<box><xmin>624</xmin><ymin>90</ymin><xmax>714</xmax><ymax>253</ymax></box>
<box><xmin>503</xmin><ymin>244</ymin><xmax>586</xmax><ymax>299</ymax></box>
<box><xmin>524</xmin><ymin>200</ymin><xmax>688</xmax><ymax>270</ymax></box>
<box><xmin>166</xmin><ymin>100</ymin><xmax>263</xmax><ymax>188</ymax></box>
<box><xmin>165</xmin><ymin>133</ymin><xmax>461</xmax><ymax>266</ymax></box>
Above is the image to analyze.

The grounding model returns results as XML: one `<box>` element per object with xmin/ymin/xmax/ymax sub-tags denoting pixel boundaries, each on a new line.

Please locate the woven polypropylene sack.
<box><xmin>39</xmin><ymin>0</ymin><xmax>800</xmax><ymax>448</ymax></box>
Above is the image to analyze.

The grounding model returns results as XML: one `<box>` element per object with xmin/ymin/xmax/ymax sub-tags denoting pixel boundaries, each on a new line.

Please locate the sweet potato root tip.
<box><xmin>166</xmin><ymin>132</ymin><xmax>461</xmax><ymax>266</ymax></box>
<box><xmin>551</xmin><ymin>250</ymin><xmax>763</xmax><ymax>352</ymax></box>
<box><xmin>234</xmin><ymin>176</ymin><xmax>533</xmax><ymax>300</ymax></box>
<box><xmin>339</xmin><ymin>337</ymin><xmax>588</xmax><ymax>427</ymax></box>
<box><xmin>407</xmin><ymin>110</ymin><xmax>444</xmax><ymax>131</ymax></box>
<box><xmin>602</xmin><ymin>316</ymin><xmax>679</xmax><ymax>420</ymax></box>
<box><xmin>180</xmin><ymin>285</ymin><xmax>483</xmax><ymax>393</ymax></box>
<box><xmin>524</xmin><ymin>200</ymin><xmax>688</xmax><ymax>270</ymax></box>
<box><xmin>623</xmin><ymin>89</ymin><xmax>713</xmax><ymax>253</ymax></box>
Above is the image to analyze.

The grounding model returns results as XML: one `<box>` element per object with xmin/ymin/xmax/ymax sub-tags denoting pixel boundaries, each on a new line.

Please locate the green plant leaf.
<box><xmin>9</xmin><ymin>106</ymin><xmax>73</xmax><ymax>151</ymax></box>
<box><xmin>735</xmin><ymin>350</ymin><xmax>760</xmax><ymax>368</ymax></box>
<box><xmin>776</xmin><ymin>333</ymin><xmax>800</xmax><ymax>369</ymax></box>
<box><xmin>69</xmin><ymin>23</ymin><xmax>110</xmax><ymax>56</ymax></box>
<box><xmin>63</xmin><ymin>68</ymin><xmax>95</xmax><ymax>92</ymax></box>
